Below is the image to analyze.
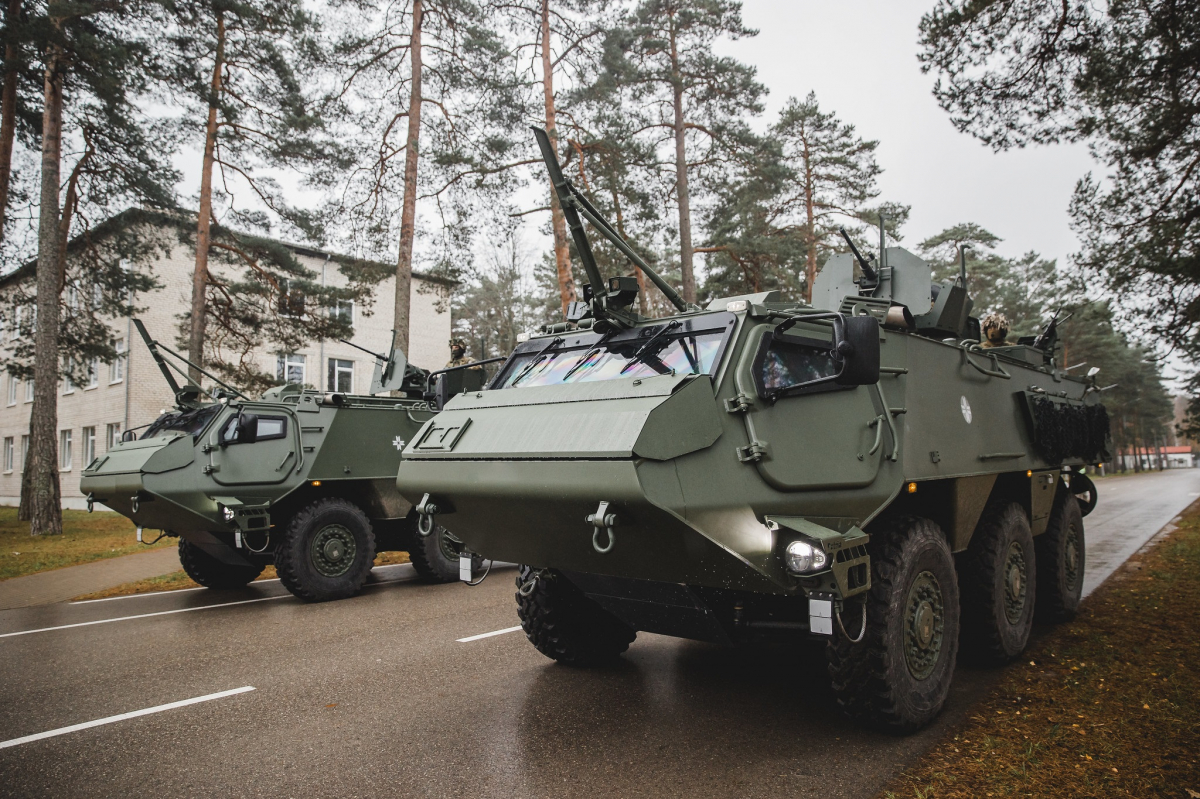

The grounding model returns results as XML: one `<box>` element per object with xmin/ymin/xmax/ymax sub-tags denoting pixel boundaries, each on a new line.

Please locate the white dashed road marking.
<box><xmin>0</xmin><ymin>596</ymin><xmax>288</xmax><ymax>639</ymax></box>
<box><xmin>0</xmin><ymin>686</ymin><xmax>256</xmax><ymax>749</ymax></box>
<box><xmin>457</xmin><ymin>625</ymin><xmax>523</xmax><ymax>643</ymax></box>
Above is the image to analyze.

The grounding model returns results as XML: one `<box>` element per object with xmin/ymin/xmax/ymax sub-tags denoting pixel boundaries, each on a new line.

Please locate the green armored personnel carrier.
<box><xmin>395</xmin><ymin>128</ymin><xmax>1109</xmax><ymax>731</ymax></box>
<box><xmin>81</xmin><ymin>322</ymin><xmax>489</xmax><ymax>601</ymax></box>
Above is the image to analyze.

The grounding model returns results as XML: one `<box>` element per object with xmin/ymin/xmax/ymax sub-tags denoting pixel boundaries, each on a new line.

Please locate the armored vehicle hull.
<box><xmin>81</xmin><ymin>324</ymin><xmax>476</xmax><ymax>601</ymax></box>
<box><xmin>395</xmin><ymin>129</ymin><xmax>1109</xmax><ymax>731</ymax></box>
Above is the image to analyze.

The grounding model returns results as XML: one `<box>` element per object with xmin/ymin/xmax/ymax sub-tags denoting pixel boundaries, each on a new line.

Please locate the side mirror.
<box><xmin>834</xmin><ymin>315</ymin><xmax>881</xmax><ymax>386</ymax></box>
<box><xmin>222</xmin><ymin>412</ymin><xmax>259</xmax><ymax>445</ymax></box>
<box><xmin>237</xmin><ymin>413</ymin><xmax>259</xmax><ymax>444</ymax></box>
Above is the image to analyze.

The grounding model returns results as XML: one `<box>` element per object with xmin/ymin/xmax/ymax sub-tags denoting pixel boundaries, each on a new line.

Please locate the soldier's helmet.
<box><xmin>981</xmin><ymin>312</ymin><xmax>1010</xmax><ymax>343</ymax></box>
<box><xmin>449</xmin><ymin>337</ymin><xmax>467</xmax><ymax>350</ymax></box>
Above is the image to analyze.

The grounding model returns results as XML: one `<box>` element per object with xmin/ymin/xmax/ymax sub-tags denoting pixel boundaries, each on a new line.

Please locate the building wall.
<box><xmin>1</xmin><ymin>237</ymin><xmax>451</xmax><ymax>506</ymax></box>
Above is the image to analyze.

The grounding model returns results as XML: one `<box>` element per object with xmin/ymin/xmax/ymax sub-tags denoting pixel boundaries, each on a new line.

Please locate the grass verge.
<box><xmin>72</xmin><ymin>548</ymin><xmax>412</xmax><ymax>601</ymax></box>
<box><xmin>0</xmin><ymin>507</ymin><xmax>172</xmax><ymax>581</ymax></box>
<box><xmin>882</xmin><ymin>503</ymin><xmax>1200</xmax><ymax>798</ymax></box>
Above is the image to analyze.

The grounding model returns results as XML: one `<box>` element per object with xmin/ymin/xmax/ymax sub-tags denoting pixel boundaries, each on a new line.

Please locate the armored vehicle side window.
<box><xmin>495</xmin><ymin>315</ymin><xmax>736</xmax><ymax>389</ymax></box>
<box><xmin>753</xmin><ymin>331</ymin><xmax>844</xmax><ymax>401</ymax></box>
<box><xmin>140</xmin><ymin>406</ymin><xmax>219</xmax><ymax>440</ymax></box>
<box><xmin>219</xmin><ymin>414</ymin><xmax>288</xmax><ymax>444</ymax></box>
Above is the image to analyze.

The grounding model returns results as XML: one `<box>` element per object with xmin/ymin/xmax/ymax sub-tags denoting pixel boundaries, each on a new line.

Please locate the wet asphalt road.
<box><xmin>1</xmin><ymin>469</ymin><xmax>1197</xmax><ymax>798</ymax></box>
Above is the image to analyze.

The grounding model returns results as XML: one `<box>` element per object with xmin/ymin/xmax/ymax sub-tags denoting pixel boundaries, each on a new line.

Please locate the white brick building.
<box><xmin>0</xmin><ymin>228</ymin><xmax>452</xmax><ymax>507</ymax></box>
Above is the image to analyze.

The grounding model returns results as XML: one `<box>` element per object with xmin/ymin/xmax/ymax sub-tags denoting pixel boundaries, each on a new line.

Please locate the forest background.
<box><xmin>0</xmin><ymin>0</ymin><xmax>1193</xmax><ymax>533</ymax></box>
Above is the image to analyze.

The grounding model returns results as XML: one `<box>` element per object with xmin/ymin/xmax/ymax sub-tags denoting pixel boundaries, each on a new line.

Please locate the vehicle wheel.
<box><xmin>274</xmin><ymin>498</ymin><xmax>376</xmax><ymax>602</ymax></box>
<box><xmin>408</xmin><ymin>523</ymin><xmax>479</xmax><ymax>583</ymax></box>
<box><xmin>515</xmin><ymin>566</ymin><xmax>636</xmax><ymax>666</ymax></box>
<box><xmin>178</xmin><ymin>539</ymin><xmax>264</xmax><ymax>589</ymax></box>
<box><xmin>1035</xmin><ymin>492</ymin><xmax>1085</xmax><ymax>623</ymax></box>
<box><xmin>958</xmin><ymin>502</ymin><xmax>1036</xmax><ymax>664</ymax></box>
<box><xmin>827</xmin><ymin>515</ymin><xmax>960</xmax><ymax>733</ymax></box>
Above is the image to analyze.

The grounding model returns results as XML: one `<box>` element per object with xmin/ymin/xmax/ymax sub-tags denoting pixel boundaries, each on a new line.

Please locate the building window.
<box><xmin>330</xmin><ymin>299</ymin><xmax>354</xmax><ymax>325</ymax></box>
<box><xmin>110</xmin><ymin>338</ymin><xmax>126</xmax><ymax>383</ymax></box>
<box><xmin>6</xmin><ymin>374</ymin><xmax>15</xmax><ymax>406</ymax></box>
<box><xmin>91</xmin><ymin>283</ymin><xmax>103</xmax><ymax>309</ymax></box>
<box><xmin>2</xmin><ymin>437</ymin><xmax>12</xmax><ymax>472</ymax></box>
<box><xmin>277</xmin><ymin>353</ymin><xmax>306</xmax><ymax>385</ymax></box>
<box><xmin>106</xmin><ymin>422</ymin><xmax>122</xmax><ymax>450</ymax></box>
<box><xmin>85</xmin><ymin>358</ymin><xmax>99</xmax><ymax>389</ymax></box>
<box><xmin>278</xmin><ymin>279</ymin><xmax>305</xmax><ymax>317</ymax></box>
<box><xmin>63</xmin><ymin>357</ymin><xmax>75</xmax><ymax>394</ymax></box>
<box><xmin>328</xmin><ymin>358</ymin><xmax>354</xmax><ymax>392</ymax></box>
<box><xmin>10</xmin><ymin>304</ymin><xmax>21</xmax><ymax>339</ymax></box>
<box><xmin>59</xmin><ymin>429</ymin><xmax>72</xmax><ymax>470</ymax></box>
<box><xmin>81</xmin><ymin>426</ymin><xmax>96</xmax><ymax>466</ymax></box>
<box><xmin>24</xmin><ymin>379</ymin><xmax>33</xmax><ymax>403</ymax></box>
<box><xmin>21</xmin><ymin>434</ymin><xmax>28</xmax><ymax>468</ymax></box>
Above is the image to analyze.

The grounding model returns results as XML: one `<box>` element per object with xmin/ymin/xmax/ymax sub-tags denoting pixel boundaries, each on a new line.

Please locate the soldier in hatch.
<box><xmin>446</xmin><ymin>338</ymin><xmax>482</xmax><ymax>369</ymax></box>
<box><xmin>980</xmin><ymin>312</ymin><xmax>1010</xmax><ymax>349</ymax></box>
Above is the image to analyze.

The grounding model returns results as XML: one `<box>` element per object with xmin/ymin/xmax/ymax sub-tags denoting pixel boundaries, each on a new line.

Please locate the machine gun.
<box><xmin>1025</xmin><ymin>309</ymin><xmax>1073</xmax><ymax>354</ymax></box>
<box><xmin>533</xmin><ymin>127</ymin><xmax>696</xmax><ymax>331</ymax></box>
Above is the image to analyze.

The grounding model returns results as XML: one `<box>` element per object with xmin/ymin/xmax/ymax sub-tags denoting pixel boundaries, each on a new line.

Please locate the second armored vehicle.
<box><xmin>81</xmin><ymin>323</ymin><xmax>487</xmax><ymax>601</ymax></box>
<box><xmin>395</xmin><ymin>128</ymin><xmax>1110</xmax><ymax>732</ymax></box>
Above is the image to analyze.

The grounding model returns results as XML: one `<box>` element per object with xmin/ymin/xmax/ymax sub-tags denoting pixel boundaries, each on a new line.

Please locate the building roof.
<box><xmin>0</xmin><ymin>208</ymin><xmax>456</xmax><ymax>290</ymax></box>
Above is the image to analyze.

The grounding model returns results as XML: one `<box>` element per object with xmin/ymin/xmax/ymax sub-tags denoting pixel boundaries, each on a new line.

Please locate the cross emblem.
<box><xmin>392</xmin><ymin>436</ymin><xmax>406</xmax><ymax>451</ymax></box>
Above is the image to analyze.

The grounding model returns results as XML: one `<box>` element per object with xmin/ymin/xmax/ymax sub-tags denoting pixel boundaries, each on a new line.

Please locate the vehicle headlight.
<box><xmin>220</xmin><ymin>504</ymin><xmax>235</xmax><ymax>524</ymax></box>
<box><xmin>784</xmin><ymin>539</ymin><xmax>828</xmax><ymax>574</ymax></box>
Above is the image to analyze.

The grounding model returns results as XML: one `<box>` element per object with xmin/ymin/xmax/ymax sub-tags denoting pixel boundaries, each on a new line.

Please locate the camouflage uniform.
<box><xmin>446</xmin><ymin>338</ymin><xmax>482</xmax><ymax>370</ymax></box>
<box><xmin>980</xmin><ymin>312</ymin><xmax>1010</xmax><ymax>349</ymax></box>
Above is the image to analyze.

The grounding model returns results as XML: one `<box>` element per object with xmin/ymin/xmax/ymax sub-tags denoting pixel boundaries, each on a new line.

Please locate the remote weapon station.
<box><xmin>80</xmin><ymin>323</ymin><xmax>490</xmax><ymax>601</ymax></box>
<box><xmin>395</xmin><ymin>128</ymin><xmax>1109</xmax><ymax>731</ymax></box>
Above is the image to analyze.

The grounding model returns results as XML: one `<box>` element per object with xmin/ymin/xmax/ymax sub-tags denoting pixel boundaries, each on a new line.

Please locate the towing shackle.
<box><xmin>415</xmin><ymin>493</ymin><xmax>438</xmax><ymax>537</ymax></box>
<box><xmin>586</xmin><ymin>500</ymin><xmax>618</xmax><ymax>554</ymax></box>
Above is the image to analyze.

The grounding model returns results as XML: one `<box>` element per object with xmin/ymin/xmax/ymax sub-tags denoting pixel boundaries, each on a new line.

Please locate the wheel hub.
<box><xmin>904</xmin><ymin>570</ymin><xmax>945</xmax><ymax>681</ymax></box>
<box><xmin>1004</xmin><ymin>541</ymin><xmax>1028</xmax><ymax>625</ymax></box>
<box><xmin>438</xmin><ymin>528</ymin><xmax>464</xmax><ymax>563</ymax></box>
<box><xmin>310</xmin><ymin>524</ymin><xmax>356</xmax><ymax>578</ymax></box>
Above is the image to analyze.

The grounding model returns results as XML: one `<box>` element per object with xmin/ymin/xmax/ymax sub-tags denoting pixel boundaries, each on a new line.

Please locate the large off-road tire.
<box><xmin>178</xmin><ymin>539</ymin><xmax>264</xmax><ymax>589</ymax></box>
<box><xmin>408</xmin><ymin>523</ymin><xmax>478</xmax><ymax>583</ymax></box>
<box><xmin>958</xmin><ymin>501</ymin><xmax>1037</xmax><ymax>664</ymax></box>
<box><xmin>515</xmin><ymin>566</ymin><xmax>636</xmax><ymax>667</ymax></box>
<box><xmin>827</xmin><ymin>516</ymin><xmax>960</xmax><ymax>733</ymax></box>
<box><xmin>1035</xmin><ymin>492</ymin><xmax>1086</xmax><ymax>623</ymax></box>
<box><xmin>274</xmin><ymin>498</ymin><xmax>376</xmax><ymax>602</ymax></box>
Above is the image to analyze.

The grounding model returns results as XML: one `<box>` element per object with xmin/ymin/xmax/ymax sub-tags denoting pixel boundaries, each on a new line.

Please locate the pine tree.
<box><xmin>325</xmin><ymin>0</ymin><xmax>523</xmax><ymax>356</ymax></box>
<box><xmin>918</xmin><ymin>0</ymin><xmax>1200</xmax><ymax>417</ymax></box>
<box><xmin>597</xmin><ymin>0</ymin><xmax>764</xmax><ymax>304</ymax></box>
<box><xmin>15</xmin><ymin>3</ymin><xmax>180</xmax><ymax>534</ymax></box>
<box><xmin>157</xmin><ymin>0</ymin><xmax>359</xmax><ymax>384</ymax></box>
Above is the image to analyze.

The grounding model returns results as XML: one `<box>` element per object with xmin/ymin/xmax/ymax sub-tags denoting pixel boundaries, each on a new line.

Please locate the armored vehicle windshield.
<box><xmin>140</xmin><ymin>406</ymin><xmax>220</xmax><ymax>440</ymax></box>
<box><xmin>494</xmin><ymin>315</ymin><xmax>734</xmax><ymax>389</ymax></box>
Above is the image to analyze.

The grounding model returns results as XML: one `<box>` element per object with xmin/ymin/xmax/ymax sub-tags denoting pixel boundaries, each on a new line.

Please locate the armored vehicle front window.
<box><xmin>218</xmin><ymin>414</ymin><xmax>289</xmax><ymax>444</ymax></box>
<box><xmin>140</xmin><ymin>406</ymin><xmax>219</xmax><ymax>440</ymax></box>
<box><xmin>495</xmin><ymin>319</ymin><xmax>732</xmax><ymax>389</ymax></box>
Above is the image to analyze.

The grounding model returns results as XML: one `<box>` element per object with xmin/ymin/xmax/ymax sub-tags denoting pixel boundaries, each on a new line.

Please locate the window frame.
<box><xmin>6</xmin><ymin>374</ymin><xmax>15</xmax><ymax>406</ymax></box>
<box><xmin>219</xmin><ymin>413</ymin><xmax>289</xmax><ymax>445</ymax></box>
<box><xmin>109</xmin><ymin>338</ymin><xmax>126</xmax><ymax>384</ymax></box>
<box><xmin>327</xmin><ymin>358</ymin><xmax>354</xmax><ymax>393</ymax></box>
<box><xmin>106</xmin><ymin>422</ymin><xmax>122</xmax><ymax>451</ymax></box>
<box><xmin>81</xmin><ymin>426</ymin><xmax>96</xmax><ymax>466</ymax></box>
<box><xmin>750</xmin><ymin>328</ymin><xmax>851</xmax><ymax>403</ymax></box>
<box><xmin>276</xmin><ymin>353</ymin><xmax>306</xmax><ymax>386</ymax></box>
<box><xmin>2</xmin><ymin>436</ymin><xmax>12</xmax><ymax>473</ymax></box>
<box><xmin>59</xmin><ymin>429</ymin><xmax>72</xmax><ymax>471</ymax></box>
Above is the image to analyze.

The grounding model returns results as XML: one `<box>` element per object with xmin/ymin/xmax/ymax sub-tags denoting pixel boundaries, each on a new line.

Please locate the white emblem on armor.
<box><xmin>960</xmin><ymin>396</ymin><xmax>973</xmax><ymax>424</ymax></box>
<box><xmin>393</xmin><ymin>436</ymin><xmax>406</xmax><ymax>451</ymax></box>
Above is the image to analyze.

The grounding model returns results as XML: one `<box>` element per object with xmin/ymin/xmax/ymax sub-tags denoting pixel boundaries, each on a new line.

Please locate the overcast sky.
<box><xmin>722</xmin><ymin>0</ymin><xmax>1098</xmax><ymax>265</ymax></box>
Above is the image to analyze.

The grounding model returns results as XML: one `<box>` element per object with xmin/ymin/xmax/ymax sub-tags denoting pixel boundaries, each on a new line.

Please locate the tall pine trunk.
<box><xmin>29</xmin><ymin>45</ymin><xmax>64</xmax><ymax>536</ymax></box>
<box><xmin>668</xmin><ymin>22</ymin><xmax>694</xmax><ymax>304</ymax></box>
<box><xmin>0</xmin><ymin>0</ymin><xmax>21</xmax><ymax>244</ymax></box>
<box><xmin>393</xmin><ymin>0</ymin><xmax>422</xmax><ymax>356</ymax></box>
<box><xmin>803</xmin><ymin>160</ymin><xmax>817</xmax><ymax>301</ymax></box>
<box><xmin>187</xmin><ymin>11</ymin><xmax>226</xmax><ymax>381</ymax></box>
<box><xmin>541</xmin><ymin>0</ymin><xmax>575</xmax><ymax>316</ymax></box>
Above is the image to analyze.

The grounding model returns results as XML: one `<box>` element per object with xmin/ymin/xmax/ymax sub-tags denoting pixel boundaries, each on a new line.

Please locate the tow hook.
<box><xmin>86</xmin><ymin>493</ymin><xmax>94</xmax><ymax>513</ymax></box>
<box><xmin>415</xmin><ymin>493</ymin><xmax>438</xmax><ymax>537</ymax></box>
<box><xmin>586</xmin><ymin>501</ymin><xmax>618</xmax><ymax>554</ymax></box>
